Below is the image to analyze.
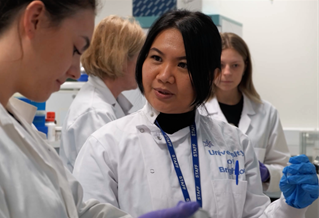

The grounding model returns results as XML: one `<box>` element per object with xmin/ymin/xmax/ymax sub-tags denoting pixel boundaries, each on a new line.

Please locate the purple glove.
<box><xmin>259</xmin><ymin>161</ymin><xmax>270</xmax><ymax>182</ymax></box>
<box><xmin>138</xmin><ymin>201</ymin><xmax>199</xmax><ymax>218</ymax></box>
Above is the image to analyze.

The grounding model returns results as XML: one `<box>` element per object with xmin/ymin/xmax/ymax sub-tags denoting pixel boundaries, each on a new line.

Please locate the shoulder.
<box><xmin>248</xmin><ymin>97</ymin><xmax>279</xmax><ymax>117</ymax></box>
<box><xmin>65</xmin><ymin>89</ymin><xmax>116</xmax><ymax>129</ymax></box>
<box><xmin>90</xmin><ymin>110</ymin><xmax>145</xmax><ymax>141</ymax></box>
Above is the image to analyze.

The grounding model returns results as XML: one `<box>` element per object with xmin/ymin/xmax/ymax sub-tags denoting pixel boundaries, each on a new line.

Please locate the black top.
<box><xmin>155</xmin><ymin>109</ymin><xmax>196</xmax><ymax>134</ymax></box>
<box><xmin>218</xmin><ymin>96</ymin><xmax>244</xmax><ymax>127</ymax></box>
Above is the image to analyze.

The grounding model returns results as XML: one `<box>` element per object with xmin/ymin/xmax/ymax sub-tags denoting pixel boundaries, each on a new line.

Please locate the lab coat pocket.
<box><xmin>254</xmin><ymin>148</ymin><xmax>266</xmax><ymax>162</ymax></box>
<box><xmin>212</xmin><ymin>179</ymin><xmax>247</xmax><ymax>218</ymax></box>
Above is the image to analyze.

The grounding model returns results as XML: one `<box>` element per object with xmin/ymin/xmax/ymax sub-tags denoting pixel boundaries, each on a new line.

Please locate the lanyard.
<box><xmin>156</xmin><ymin>121</ymin><xmax>202</xmax><ymax>207</ymax></box>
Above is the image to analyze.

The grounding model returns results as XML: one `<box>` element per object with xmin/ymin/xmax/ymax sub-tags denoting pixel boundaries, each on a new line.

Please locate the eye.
<box><xmin>178</xmin><ymin>62</ymin><xmax>187</xmax><ymax>69</ymax></box>
<box><xmin>73</xmin><ymin>46</ymin><xmax>82</xmax><ymax>56</ymax></box>
<box><xmin>233</xmin><ymin>64</ymin><xmax>239</xmax><ymax>68</ymax></box>
<box><xmin>151</xmin><ymin>55</ymin><xmax>162</xmax><ymax>62</ymax></box>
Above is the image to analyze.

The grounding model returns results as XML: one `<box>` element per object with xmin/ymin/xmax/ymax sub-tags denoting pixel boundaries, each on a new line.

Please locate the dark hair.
<box><xmin>0</xmin><ymin>0</ymin><xmax>97</xmax><ymax>35</ymax></box>
<box><xmin>135</xmin><ymin>9</ymin><xmax>221</xmax><ymax>107</ymax></box>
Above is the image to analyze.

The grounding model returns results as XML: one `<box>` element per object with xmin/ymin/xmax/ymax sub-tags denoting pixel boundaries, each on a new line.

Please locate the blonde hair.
<box><xmin>81</xmin><ymin>15</ymin><xmax>145</xmax><ymax>80</ymax></box>
<box><xmin>213</xmin><ymin>32</ymin><xmax>261</xmax><ymax>103</ymax></box>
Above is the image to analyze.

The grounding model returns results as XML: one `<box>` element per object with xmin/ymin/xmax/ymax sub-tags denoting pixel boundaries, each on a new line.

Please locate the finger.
<box><xmin>301</xmin><ymin>184</ymin><xmax>319</xmax><ymax>196</ymax></box>
<box><xmin>287</xmin><ymin>174</ymin><xmax>318</xmax><ymax>185</ymax></box>
<box><xmin>283</xmin><ymin>163</ymin><xmax>316</xmax><ymax>175</ymax></box>
<box><xmin>280</xmin><ymin>183</ymin><xmax>295</xmax><ymax>197</ymax></box>
<box><xmin>161</xmin><ymin>202</ymin><xmax>199</xmax><ymax>218</ymax></box>
<box><xmin>289</xmin><ymin>154</ymin><xmax>310</xmax><ymax>164</ymax></box>
<box><xmin>178</xmin><ymin>201</ymin><xmax>200</xmax><ymax>216</ymax></box>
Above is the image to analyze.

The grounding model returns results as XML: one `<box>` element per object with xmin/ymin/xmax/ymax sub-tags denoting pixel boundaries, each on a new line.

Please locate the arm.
<box><xmin>263</xmin><ymin>109</ymin><xmax>290</xmax><ymax>192</ymax></box>
<box><xmin>0</xmin><ymin>186</ymin><xmax>10</xmax><ymax>218</ymax></box>
<box><xmin>241</xmin><ymin>133</ymin><xmax>309</xmax><ymax>218</ymax></box>
<box><xmin>60</xmin><ymin>110</ymin><xmax>115</xmax><ymax>172</ymax></box>
<box><xmin>260</xmin><ymin>154</ymin><xmax>318</xmax><ymax>218</ymax></box>
<box><xmin>65</xmin><ymin>166</ymin><xmax>131</xmax><ymax>218</ymax></box>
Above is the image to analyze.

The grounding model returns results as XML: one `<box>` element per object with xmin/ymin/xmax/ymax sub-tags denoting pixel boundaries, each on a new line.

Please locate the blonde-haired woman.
<box><xmin>201</xmin><ymin>32</ymin><xmax>290</xmax><ymax>195</ymax></box>
<box><xmin>60</xmin><ymin>15</ymin><xmax>145</xmax><ymax>172</ymax></box>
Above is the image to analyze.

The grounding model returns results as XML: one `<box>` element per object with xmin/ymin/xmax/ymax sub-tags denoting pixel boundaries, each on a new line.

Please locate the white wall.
<box><xmin>177</xmin><ymin>0</ymin><xmax>202</xmax><ymax>10</ymax></box>
<box><xmin>203</xmin><ymin>0</ymin><xmax>318</xmax><ymax>129</ymax></box>
<box><xmin>95</xmin><ymin>0</ymin><xmax>133</xmax><ymax>24</ymax></box>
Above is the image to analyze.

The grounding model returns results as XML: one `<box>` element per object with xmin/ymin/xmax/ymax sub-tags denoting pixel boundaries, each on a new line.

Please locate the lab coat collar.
<box><xmin>203</xmin><ymin>94</ymin><xmax>256</xmax><ymax>134</ymax></box>
<box><xmin>88</xmin><ymin>75</ymin><xmax>133</xmax><ymax>114</ymax></box>
<box><xmin>117</xmin><ymin>93</ymin><xmax>133</xmax><ymax>115</ymax></box>
<box><xmin>2</xmin><ymin>98</ymin><xmax>79</xmax><ymax>218</ymax></box>
<box><xmin>140</xmin><ymin>102</ymin><xmax>201</xmax><ymax>144</ymax></box>
<box><xmin>203</xmin><ymin>97</ymin><xmax>227</xmax><ymax>123</ymax></box>
<box><xmin>6</xmin><ymin>97</ymin><xmax>37</xmax><ymax>125</ymax></box>
<box><xmin>238</xmin><ymin>94</ymin><xmax>256</xmax><ymax>133</ymax></box>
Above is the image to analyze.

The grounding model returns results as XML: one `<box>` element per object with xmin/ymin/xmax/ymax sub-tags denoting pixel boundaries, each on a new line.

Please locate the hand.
<box><xmin>259</xmin><ymin>161</ymin><xmax>270</xmax><ymax>182</ymax></box>
<box><xmin>279</xmin><ymin>154</ymin><xmax>319</xmax><ymax>208</ymax></box>
<box><xmin>138</xmin><ymin>201</ymin><xmax>199</xmax><ymax>218</ymax></box>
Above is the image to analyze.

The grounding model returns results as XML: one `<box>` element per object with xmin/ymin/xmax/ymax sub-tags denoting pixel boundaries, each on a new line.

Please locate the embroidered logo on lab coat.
<box><xmin>203</xmin><ymin>140</ymin><xmax>214</xmax><ymax>148</ymax></box>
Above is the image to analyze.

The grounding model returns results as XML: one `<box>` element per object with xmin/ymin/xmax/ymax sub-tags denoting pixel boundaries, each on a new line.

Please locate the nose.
<box><xmin>222</xmin><ymin>65</ymin><xmax>232</xmax><ymax>76</ymax></box>
<box><xmin>156</xmin><ymin>63</ymin><xmax>175</xmax><ymax>84</ymax></box>
<box><xmin>66</xmin><ymin>57</ymin><xmax>81</xmax><ymax>80</ymax></box>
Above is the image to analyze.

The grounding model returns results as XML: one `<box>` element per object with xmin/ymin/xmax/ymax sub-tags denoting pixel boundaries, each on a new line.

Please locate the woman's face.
<box><xmin>142</xmin><ymin>28</ymin><xmax>195</xmax><ymax>114</ymax></box>
<box><xmin>215</xmin><ymin>48</ymin><xmax>246</xmax><ymax>94</ymax></box>
<box><xmin>19</xmin><ymin>6</ymin><xmax>94</xmax><ymax>102</ymax></box>
<box><xmin>123</xmin><ymin>54</ymin><xmax>139</xmax><ymax>90</ymax></box>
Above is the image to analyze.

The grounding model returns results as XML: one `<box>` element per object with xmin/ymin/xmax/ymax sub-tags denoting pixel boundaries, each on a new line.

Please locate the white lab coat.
<box><xmin>0</xmin><ymin>97</ymin><xmax>131</xmax><ymax>218</ymax></box>
<box><xmin>199</xmin><ymin>95</ymin><xmax>290</xmax><ymax>193</ymax></box>
<box><xmin>60</xmin><ymin>75</ymin><xmax>132</xmax><ymax>172</ymax></box>
<box><xmin>73</xmin><ymin>102</ymin><xmax>306</xmax><ymax>218</ymax></box>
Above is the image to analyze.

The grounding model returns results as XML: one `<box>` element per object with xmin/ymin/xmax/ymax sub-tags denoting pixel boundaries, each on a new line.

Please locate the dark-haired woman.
<box><xmin>0</xmin><ymin>1</ymin><xmax>199</xmax><ymax>217</ymax></box>
<box><xmin>74</xmin><ymin>9</ymin><xmax>318</xmax><ymax>218</ymax></box>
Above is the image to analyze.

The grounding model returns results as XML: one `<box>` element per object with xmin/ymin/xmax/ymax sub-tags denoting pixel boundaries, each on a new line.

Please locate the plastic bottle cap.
<box><xmin>46</xmin><ymin>112</ymin><xmax>55</xmax><ymax>122</ymax></box>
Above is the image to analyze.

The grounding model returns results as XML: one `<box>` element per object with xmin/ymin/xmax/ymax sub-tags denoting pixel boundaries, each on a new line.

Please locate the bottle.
<box><xmin>45</xmin><ymin>112</ymin><xmax>56</xmax><ymax>142</ymax></box>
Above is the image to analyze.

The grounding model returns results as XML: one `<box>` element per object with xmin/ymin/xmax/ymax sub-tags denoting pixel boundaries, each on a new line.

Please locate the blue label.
<box><xmin>156</xmin><ymin>121</ymin><xmax>202</xmax><ymax>207</ymax></box>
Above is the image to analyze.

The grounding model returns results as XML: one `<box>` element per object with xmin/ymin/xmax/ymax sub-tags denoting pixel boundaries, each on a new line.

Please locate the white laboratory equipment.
<box><xmin>45</xmin><ymin>112</ymin><xmax>56</xmax><ymax>142</ymax></box>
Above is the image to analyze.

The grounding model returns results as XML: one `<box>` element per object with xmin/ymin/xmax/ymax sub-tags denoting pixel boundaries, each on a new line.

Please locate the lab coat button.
<box><xmin>150</xmin><ymin>113</ymin><xmax>154</xmax><ymax>117</ymax></box>
<box><xmin>140</xmin><ymin>129</ymin><xmax>144</xmax><ymax>133</ymax></box>
<box><xmin>157</xmin><ymin>136</ymin><xmax>162</xmax><ymax>140</ymax></box>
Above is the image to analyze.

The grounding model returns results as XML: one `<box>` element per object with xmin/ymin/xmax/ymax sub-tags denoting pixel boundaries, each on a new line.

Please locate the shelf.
<box><xmin>60</xmin><ymin>82</ymin><xmax>86</xmax><ymax>90</ymax></box>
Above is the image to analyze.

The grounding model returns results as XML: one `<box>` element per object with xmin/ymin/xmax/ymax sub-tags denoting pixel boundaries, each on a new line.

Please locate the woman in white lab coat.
<box><xmin>0</xmin><ymin>1</ymin><xmax>199</xmax><ymax>217</ymax></box>
<box><xmin>200</xmin><ymin>32</ymin><xmax>290</xmax><ymax>194</ymax></box>
<box><xmin>73</xmin><ymin>10</ymin><xmax>318</xmax><ymax>218</ymax></box>
<box><xmin>60</xmin><ymin>15</ymin><xmax>145</xmax><ymax>172</ymax></box>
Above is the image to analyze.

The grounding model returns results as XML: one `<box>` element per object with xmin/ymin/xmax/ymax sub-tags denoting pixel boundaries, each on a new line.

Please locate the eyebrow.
<box><xmin>150</xmin><ymin>47</ymin><xmax>187</xmax><ymax>61</ymax></box>
<box><xmin>81</xmin><ymin>36</ymin><xmax>91</xmax><ymax>52</ymax></box>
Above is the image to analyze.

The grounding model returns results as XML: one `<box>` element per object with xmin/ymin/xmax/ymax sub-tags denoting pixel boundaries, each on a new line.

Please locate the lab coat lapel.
<box><xmin>137</xmin><ymin>103</ymin><xmax>172</xmax><ymax>208</ymax></box>
<box><xmin>205</xmin><ymin>97</ymin><xmax>228</xmax><ymax>123</ymax></box>
<box><xmin>238</xmin><ymin>94</ymin><xmax>255</xmax><ymax>134</ymax></box>
<box><xmin>6</xmin><ymin>98</ymin><xmax>78</xmax><ymax>218</ymax></box>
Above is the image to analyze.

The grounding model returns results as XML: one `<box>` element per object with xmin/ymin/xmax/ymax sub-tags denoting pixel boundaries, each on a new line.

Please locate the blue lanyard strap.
<box><xmin>156</xmin><ymin>121</ymin><xmax>202</xmax><ymax>207</ymax></box>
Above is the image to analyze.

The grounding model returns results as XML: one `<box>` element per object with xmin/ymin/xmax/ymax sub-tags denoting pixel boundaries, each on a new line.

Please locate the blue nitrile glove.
<box><xmin>259</xmin><ymin>161</ymin><xmax>270</xmax><ymax>182</ymax></box>
<box><xmin>279</xmin><ymin>154</ymin><xmax>319</xmax><ymax>209</ymax></box>
<box><xmin>138</xmin><ymin>201</ymin><xmax>199</xmax><ymax>218</ymax></box>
